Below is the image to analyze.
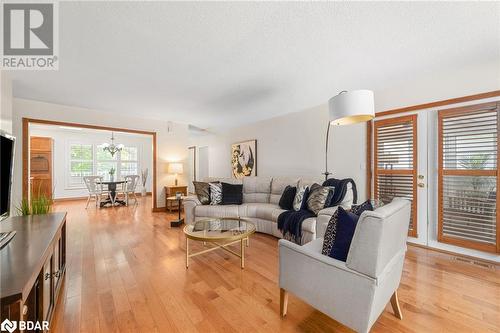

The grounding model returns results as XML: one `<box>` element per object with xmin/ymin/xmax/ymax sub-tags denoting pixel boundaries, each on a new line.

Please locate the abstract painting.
<box><xmin>231</xmin><ymin>140</ymin><xmax>257</xmax><ymax>178</ymax></box>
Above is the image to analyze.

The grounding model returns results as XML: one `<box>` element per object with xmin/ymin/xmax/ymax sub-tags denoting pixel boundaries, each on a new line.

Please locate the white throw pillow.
<box><xmin>292</xmin><ymin>185</ymin><xmax>308</xmax><ymax>211</ymax></box>
<box><xmin>209</xmin><ymin>182</ymin><xmax>222</xmax><ymax>205</ymax></box>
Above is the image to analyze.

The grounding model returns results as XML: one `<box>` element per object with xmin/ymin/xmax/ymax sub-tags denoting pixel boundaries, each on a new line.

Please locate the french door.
<box><xmin>438</xmin><ymin>102</ymin><xmax>499</xmax><ymax>253</ymax></box>
<box><xmin>374</xmin><ymin>115</ymin><xmax>419</xmax><ymax>237</ymax></box>
<box><xmin>372</xmin><ymin>101</ymin><xmax>500</xmax><ymax>255</ymax></box>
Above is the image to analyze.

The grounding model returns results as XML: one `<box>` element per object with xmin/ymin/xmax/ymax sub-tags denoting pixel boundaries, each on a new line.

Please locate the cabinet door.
<box><xmin>42</xmin><ymin>255</ymin><xmax>53</xmax><ymax>321</ymax></box>
<box><xmin>30</xmin><ymin>137</ymin><xmax>52</xmax><ymax>151</ymax></box>
<box><xmin>53</xmin><ymin>240</ymin><xmax>60</xmax><ymax>288</ymax></box>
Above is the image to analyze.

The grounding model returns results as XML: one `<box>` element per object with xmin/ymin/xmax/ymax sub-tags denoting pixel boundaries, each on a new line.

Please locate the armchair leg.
<box><xmin>280</xmin><ymin>288</ymin><xmax>288</xmax><ymax>317</ymax></box>
<box><xmin>86</xmin><ymin>195</ymin><xmax>90</xmax><ymax>209</ymax></box>
<box><xmin>390</xmin><ymin>291</ymin><xmax>403</xmax><ymax>320</ymax></box>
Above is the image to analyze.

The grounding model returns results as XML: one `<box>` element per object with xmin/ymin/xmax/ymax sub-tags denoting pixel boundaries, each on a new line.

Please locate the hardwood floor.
<box><xmin>50</xmin><ymin>197</ymin><xmax>500</xmax><ymax>333</ymax></box>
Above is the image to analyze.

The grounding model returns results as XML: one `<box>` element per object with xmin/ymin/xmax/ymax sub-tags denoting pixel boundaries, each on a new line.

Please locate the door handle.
<box><xmin>417</xmin><ymin>183</ymin><xmax>425</xmax><ymax>188</ymax></box>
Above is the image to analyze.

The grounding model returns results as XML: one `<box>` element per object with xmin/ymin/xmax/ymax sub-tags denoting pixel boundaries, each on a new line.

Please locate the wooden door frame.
<box><xmin>373</xmin><ymin>114</ymin><xmax>418</xmax><ymax>237</ymax></box>
<box><xmin>22</xmin><ymin>118</ymin><xmax>159</xmax><ymax>212</ymax></box>
<box><xmin>188</xmin><ymin>146</ymin><xmax>196</xmax><ymax>181</ymax></box>
<box><xmin>437</xmin><ymin>102</ymin><xmax>500</xmax><ymax>253</ymax></box>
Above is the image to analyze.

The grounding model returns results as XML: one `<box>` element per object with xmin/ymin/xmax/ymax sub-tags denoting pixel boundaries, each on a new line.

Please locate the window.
<box><xmin>438</xmin><ymin>102</ymin><xmax>499</xmax><ymax>253</ymax></box>
<box><xmin>67</xmin><ymin>143</ymin><xmax>140</xmax><ymax>187</ymax></box>
<box><xmin>69</xmin><ymin>144</ymin><xmax>93</xmax><ymax>186</ymax></box>
<box><xmin>120</xmin><ymin>146</ymin><xmax>139</xmax><ymax>177</ymax></box>
<box><xmin>374</xmin><ymin>115</ymin><xmax>417</xmax><ymax>237</ymax></box>
<box><xmin>96</xmin><ymin>144</ymin><xmax>118</xmax><ymax>178</ymax></box>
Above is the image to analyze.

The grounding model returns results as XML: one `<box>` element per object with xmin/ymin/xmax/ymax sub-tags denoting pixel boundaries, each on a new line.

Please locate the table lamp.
<box><xmin>167</xmin><ymin>162</ymin><xmax>183</xmax><ymax>186</ymax></box>
<box><xmin>323</xmin><ymin>90</ymin><xmax>374</xmax><ymax>180</ymax></box>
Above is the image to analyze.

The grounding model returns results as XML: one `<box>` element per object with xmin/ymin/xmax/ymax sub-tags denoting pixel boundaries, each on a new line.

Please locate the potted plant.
<box><xmin>16</xmin><ymin>183</ymin><xmax>53</xmax><ymax>216</ymax></box>
<box><xmin>141</xmin><ymin>168</ymin><xmax>148</xmax><ymax>196</ymax></box>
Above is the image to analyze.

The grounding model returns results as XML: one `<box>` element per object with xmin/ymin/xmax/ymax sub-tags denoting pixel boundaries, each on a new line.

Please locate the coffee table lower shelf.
<box><xmin>185</xmin><ymin>237</ymin><xmax>250</xmax><ymax>269</ymax></box>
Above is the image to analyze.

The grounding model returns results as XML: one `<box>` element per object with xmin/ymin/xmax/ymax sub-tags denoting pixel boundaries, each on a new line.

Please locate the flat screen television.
<box><xmin>1</xmin><ymin>131</ymin><xmax>15</xmax><ymax>221</ymax></box>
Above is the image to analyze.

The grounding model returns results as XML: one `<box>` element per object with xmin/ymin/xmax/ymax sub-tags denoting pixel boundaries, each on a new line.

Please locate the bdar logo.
<box><xmin>0</xmin><ymin>319</ymin><xmax>17</xmax><ymax>333</ymax></box>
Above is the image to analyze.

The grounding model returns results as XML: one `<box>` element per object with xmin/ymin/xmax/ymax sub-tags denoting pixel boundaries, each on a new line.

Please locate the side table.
<box><xmin>169</xmin><ymin>195</ymin><xmax>186</xmax><ymax>227</ymax></box>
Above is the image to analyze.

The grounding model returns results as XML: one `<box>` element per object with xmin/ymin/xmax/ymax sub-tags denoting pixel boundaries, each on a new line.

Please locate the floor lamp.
<box><xmin>323</xmin><ymin>90</ymin><xmax>375</xmax><ymax>180</ymax></box>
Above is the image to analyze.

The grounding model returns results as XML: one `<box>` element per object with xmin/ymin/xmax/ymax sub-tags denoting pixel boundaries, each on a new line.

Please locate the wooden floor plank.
<box><xmin>50</xmin><ymin>197</ymin><xmax>500</xmax><ymax>333</ymax></box>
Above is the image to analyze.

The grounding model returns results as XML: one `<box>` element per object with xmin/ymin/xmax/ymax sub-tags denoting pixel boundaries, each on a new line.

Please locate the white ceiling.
<box><xmin>9</xmin><ymin>1</ymin><xmax>500</xmax><ymax>129</ymax></box>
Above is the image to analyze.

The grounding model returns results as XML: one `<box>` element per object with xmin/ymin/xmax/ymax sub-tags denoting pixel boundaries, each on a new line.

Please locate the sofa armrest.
<box><xmin>183</xmin><ymin>196</ymin><xmax>201</xmax><ymax>225</ymax></box>
<box><xmin>279</xmin><ymin>239</ymin><xmax>373</xmax><ymax>282</ymax></box>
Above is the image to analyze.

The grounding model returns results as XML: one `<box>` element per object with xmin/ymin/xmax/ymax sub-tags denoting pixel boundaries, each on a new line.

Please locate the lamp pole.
<box><xmin>323</xmin><ymin>122</ymin><xmax>332</xmax><ymax>181</ymax></box>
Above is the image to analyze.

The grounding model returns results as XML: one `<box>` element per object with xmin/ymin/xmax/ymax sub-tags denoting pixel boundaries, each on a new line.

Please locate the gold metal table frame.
<box><xmin>183</xmin><ymin>218</ymin><xmax>256</xmax><ymax>269</ymax></box>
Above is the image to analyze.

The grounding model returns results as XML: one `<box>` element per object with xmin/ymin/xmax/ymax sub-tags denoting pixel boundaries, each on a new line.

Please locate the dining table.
<box><xmin>97</xmin><ymin>179</ymin><xmax>126</xmax><ymax>207</ymax></box>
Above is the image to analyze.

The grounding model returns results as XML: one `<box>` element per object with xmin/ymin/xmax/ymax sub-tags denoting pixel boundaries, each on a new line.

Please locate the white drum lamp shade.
<box><xmin>167</xmin><ymin>163</ymin><xmax>183</xmax><ymax>175</ymax></box>
<box><xmin>328</xmin><ymin>90</ymin><xmax>375</xmax><ymax>125</ymax></box>
<box><xmin>167</xmin><ymin>162</ymin><xmax>183</xmax><ymax>186</ymax></box>
<box><xmin>323</xmin><ymin>89</ymin><xmax>375</xmax><ymax>180</ymax></box>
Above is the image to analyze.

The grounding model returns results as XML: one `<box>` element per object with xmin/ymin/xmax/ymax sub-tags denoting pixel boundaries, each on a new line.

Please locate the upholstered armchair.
<box><xmin>279</xmin><ymin>198</ymin><xmax>411</xmax><ymax>333</ymax></box>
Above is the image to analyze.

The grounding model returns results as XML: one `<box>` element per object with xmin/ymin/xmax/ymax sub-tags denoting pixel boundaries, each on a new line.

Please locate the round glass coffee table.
<box><xmin>183</xmin><ymin>218</ymin><xmax>256</xmax><ymax>269</ymax></box>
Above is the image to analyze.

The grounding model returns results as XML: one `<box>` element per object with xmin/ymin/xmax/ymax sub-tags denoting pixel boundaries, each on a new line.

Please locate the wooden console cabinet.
<box><xmin>0</xmin><ymin>213</ymin><xmax>66</xmax><ymax>332</ymax></box>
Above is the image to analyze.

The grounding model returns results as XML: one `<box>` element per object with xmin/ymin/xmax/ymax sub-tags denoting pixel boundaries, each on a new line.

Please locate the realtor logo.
<box><xmin>1</xmin><ymin>1</ymin><xmax>59</xmax><ymax>69</ymax></box>
<box><xmin>0</xmin><ymin>319</ymin><xmax>16</xmax><ymax>333</ymax></box>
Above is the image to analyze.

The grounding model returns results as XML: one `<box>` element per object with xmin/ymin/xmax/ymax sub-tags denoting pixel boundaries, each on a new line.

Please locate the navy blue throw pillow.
<box><xmin>221</xmin><ymin>182</ymin><xmax>243</xmax><ymax>205</ymax></box>
<box><xmin>279</xmin><ymin>185</ymin><xmax>297</xmax><ymax>210</ymax></box>
<box><xmin>329</xmin><ymin>206</ymin><xmax>360</xmax><ymax>262</ymax></box>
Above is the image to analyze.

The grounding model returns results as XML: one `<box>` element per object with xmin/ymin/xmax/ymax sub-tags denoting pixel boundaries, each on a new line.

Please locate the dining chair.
<box><xmin>83</xmin><ymin>176</ymin><xmax>111</xmax><ymax>208</ymax></box>
<box><xmin>122</xmin><ymin>175</ymin><xmax>140</xmax><ymax>206</ymax></box>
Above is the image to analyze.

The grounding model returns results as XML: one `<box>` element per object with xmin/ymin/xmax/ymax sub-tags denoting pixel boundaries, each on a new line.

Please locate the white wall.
<box><xmin>29</xmin><ymin>126</ymin><xmax>153</xmax><ymax>199</ymax></box>
<box><xmin>0</xmin><ymin>72</ymin><xmax>13</xmax><ymax>134</ymax></box>
<box><xmin>191</xmin><ymin>104</ymin><xmax>368</xmax><ymax>201</ymax></box>
<box><xmin>12</xmin><ymin>98</ymin><xmax>189</xmax><ymax>208</ymax></box>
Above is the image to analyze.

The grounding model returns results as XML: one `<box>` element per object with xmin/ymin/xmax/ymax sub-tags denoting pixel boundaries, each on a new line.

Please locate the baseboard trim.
<box><xmin>53</xmin><ymin>196</ymin><xmax>87</xmax><ymax>202</ymax></box>
<box><xmin>408</xmin><ymin>242</ymin><xmax>499</xmax><ymax>267</ymax></box>
<box><xmin>53</xmin><ymin>192</ymin><xmax>152</xmax><ymax>202</ymax></box>
<box><xmin>152</xmin><ymin>207</ymin><xmax>166</xmax><ymax>212</ymax></box>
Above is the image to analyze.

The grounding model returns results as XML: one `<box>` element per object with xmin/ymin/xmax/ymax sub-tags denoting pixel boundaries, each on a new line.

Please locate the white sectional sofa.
<box><xmin>183</xmin><ymin>176</ymin><xmax>354</xmax><ymax>243</ymax></box>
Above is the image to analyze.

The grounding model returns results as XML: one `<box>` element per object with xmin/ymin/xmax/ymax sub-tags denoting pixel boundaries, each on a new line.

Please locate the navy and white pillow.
<box><xmin>292</xmin><ymin>185</ymin><xmax>309</xmax><ymax>211</ymax></box>
<box><xmin>351</xmin><ymin>200</ymin><xmax>374</xmax><ymax>216</ymax></box>
<box><xmin>321</xmin><ymin>209</ymin><xmax>339</xmax><ymax>255</ymax></box>
<box><xmin>321</xmin><ymin>200</ymin><xmax>374</xmax><ymax>258</ymax></box>
<box><xmin>328</xmin><ymin>207</ymin><xmax>360</xmax><ymax>261</ymax></box>
<box><xmin>209</xmin><ymin>182</ymin><xmax>222</xmax><ymax>205</ymax></box>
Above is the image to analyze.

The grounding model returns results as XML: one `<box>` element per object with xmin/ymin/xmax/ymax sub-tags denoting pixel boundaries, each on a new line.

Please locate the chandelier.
<box><xmin>102</xmin><ymin>132</ymin><xmax>124</xmax><ymax>157</ymax></box>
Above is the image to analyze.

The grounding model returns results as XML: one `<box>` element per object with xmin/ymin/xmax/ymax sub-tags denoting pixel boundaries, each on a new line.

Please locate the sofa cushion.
<box><xmin>221</xmin><ymin>182</ymin><xmax>243</xmax><ymax>205</ymax></box>
<box><xmin>204</xmin><ymin>177</ymin><xmax>242</xmax><ymax>185</ymax></box>
<box><xmin>243</xmin><ymin>177</ymin><xmax>271</xmax><ymax>203</ymax></box>
<box><xmin>238</xmin><ymin>203</ymin><xmax>284</xmax><ymax>221</ymax></box>
<box><xmin>298</xmin><ymin>177</ymin><xmax>323</xmax><ymax>188</ymax></box>
<box><xmin>270</xmin><ymin>177</ymin><xmax>300</xmax><ymax>204</ymax></box>
<box><xmin>195</xmin><ymin>204</ymin><xmax>239</xmax><ymax>218</ymax></box>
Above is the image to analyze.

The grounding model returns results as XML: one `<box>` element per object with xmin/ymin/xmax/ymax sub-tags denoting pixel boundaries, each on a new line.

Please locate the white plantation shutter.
<box><xmin>374</xmin><ymin>115</ymin><xmax>417</xmax><ymax>236</ymax></box>
<box><xmin>438</xmin><ymin>102</ymin><xmax>499</xmax><ymax>253</ymax></box>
